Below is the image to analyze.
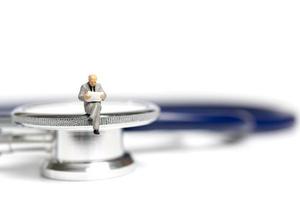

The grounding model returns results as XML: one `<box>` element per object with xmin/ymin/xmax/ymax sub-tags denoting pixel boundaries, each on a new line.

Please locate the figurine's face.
<box><xmin>88</xmin><ymin>75</ymin><xmax>97</xmax><ymax>86</ymax></box>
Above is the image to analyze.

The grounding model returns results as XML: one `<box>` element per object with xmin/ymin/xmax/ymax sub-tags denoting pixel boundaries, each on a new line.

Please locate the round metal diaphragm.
<box><xmin>12</xmin><ymin>100</ymin><xmax>160</xmax><ymax>131</ymax></box>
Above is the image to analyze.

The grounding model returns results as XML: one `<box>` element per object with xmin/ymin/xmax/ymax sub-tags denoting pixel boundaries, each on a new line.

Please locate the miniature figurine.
<box><xmin>78</xmin><ymin>74</ymin><xmax>107</xmax><ymax>135</ymax></box>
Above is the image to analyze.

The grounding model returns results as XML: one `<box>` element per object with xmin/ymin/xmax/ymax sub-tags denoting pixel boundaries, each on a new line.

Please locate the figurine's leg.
<box><xmin>89</xmin><ymin>105</ymin><xmax>97</xmax><ymax>120</ymax></box>
<box><xmin>92</xmin><ymin>103</ymin><xmax>102</xmax><ymax>130</ymax></box>
<box><xmin>86</xmin><ymin>102</ymin><xmax>101</xmax><ymax>134</ymax></box>
<box><xmin>86</xmin><ymin>103</ymin><xmax>99</xmax><ymax>119</ymax></box>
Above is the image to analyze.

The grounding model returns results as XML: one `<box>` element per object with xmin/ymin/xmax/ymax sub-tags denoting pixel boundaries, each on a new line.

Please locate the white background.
<box><xmin>0</xmin><ymin>0</ymin><xmax>299</xmax><ymax>200</ymax></box>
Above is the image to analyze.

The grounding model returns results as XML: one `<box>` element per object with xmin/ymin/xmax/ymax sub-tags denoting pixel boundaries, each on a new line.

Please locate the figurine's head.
<box><xmin>88</xmin><ymin>74</ymin><xmax>97</xmax><ymax>86</ymax></box>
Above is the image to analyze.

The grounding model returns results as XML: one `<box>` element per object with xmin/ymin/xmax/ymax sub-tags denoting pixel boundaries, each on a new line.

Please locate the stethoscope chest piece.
<box><xmin>11</xmin><ymin>100</ymin><xmax>160</xmax><ymax>181</ymax></box>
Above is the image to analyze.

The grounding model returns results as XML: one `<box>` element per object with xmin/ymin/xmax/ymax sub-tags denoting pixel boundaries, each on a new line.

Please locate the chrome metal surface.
<box><xmin>12</xmin><ymin>101</ymin><xmax>160</xmax><ymax>131</ymax></box>
<box><xmin>42</xmin><ymin>152</ymin><xmax>135</xmax><ymax>181</ymax></box>
<box><xmin>53</xmin><ymin>129</ymin><xmax>124</xmax><ymax>162</ymax></box>
<box><xmin>5</xmin><ymin>100</ymin><xmax>160</xmax><ymax>181</ymax></box>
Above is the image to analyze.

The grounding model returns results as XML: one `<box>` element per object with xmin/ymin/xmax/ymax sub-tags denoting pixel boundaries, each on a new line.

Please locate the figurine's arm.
<box><xmin>98</xmin><ymin>84</ymin><xmax>107</xmax><ymax>101</ymax></box>
<box><xmin>78</xmin><ymin>85</ymin><xmax>87</xmax><ymax>102</ymax></box>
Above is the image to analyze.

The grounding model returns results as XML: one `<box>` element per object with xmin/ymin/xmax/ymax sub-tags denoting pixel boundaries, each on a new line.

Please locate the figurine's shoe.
<box><xmin>93</xmin><ymin>129</ymin><xmax>100</xmax><ymax>135</ymax></box>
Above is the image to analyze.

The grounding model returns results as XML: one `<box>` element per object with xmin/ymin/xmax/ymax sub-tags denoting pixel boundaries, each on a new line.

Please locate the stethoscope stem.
<box><xmin>0</xmin><ymin>128</ymin><xmax>54</xmax><ymax>154</ymax></box>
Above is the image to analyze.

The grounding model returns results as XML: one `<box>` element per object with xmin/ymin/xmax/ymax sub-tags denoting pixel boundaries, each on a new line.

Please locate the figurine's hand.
<box><xmin>84</xmin><ymin>93</ymin><xmax>91</xmax><ymax>100</ymax></box>
<box><xmin>99</xmin><ymin>92</ymin><xmax>106</xmax><ymax>101</ymax></box>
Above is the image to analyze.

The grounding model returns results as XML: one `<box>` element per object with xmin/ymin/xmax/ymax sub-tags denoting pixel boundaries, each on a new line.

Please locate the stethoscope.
<box><xmin>0</xmin><ymin>99</ymin><xmax>296</xmax><ymax>181</ymax></box>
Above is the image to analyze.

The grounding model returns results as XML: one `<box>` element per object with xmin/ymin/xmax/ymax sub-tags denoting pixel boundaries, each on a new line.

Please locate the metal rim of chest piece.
<box><xmin>11</xmin><ymin>100</ymin><xmax>160</xmax><ymax>181</ymax></box>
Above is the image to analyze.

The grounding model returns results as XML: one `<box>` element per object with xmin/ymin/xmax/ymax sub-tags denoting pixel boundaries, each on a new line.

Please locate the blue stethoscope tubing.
<box><xmin>126</xmin><ymin>103</ymin><xmax>296</xmax><ymax>133</ymax></box>
<box><xmin>0</xmin><ymin>102</ymin><xmax>296</xmax><ymax>134</ymax></box>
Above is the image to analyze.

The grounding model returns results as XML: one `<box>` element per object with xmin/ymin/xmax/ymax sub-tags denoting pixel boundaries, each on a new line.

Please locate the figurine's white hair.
<box><xmin>88</xmin><ymin>74</ymin><xmax>97</xmax><ymax>80</ymax></box>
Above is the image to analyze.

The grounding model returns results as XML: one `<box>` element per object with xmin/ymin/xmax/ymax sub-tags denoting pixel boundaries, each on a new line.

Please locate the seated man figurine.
<box><xmin>78</xmin><ymin>74</ymin><xmax>107</xmax><ymax>135</ymax></box>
